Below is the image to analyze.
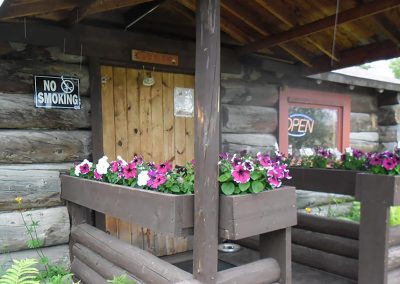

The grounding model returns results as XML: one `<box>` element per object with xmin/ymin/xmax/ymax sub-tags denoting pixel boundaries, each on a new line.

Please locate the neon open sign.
<box><xmin>288</xmin><ymin>113</ymin><xmax>314</xmax><ymax>137</ymax></box>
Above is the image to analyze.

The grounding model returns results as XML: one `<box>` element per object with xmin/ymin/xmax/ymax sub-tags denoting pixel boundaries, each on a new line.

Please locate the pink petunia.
<box><xmin>257</xmin><ymin>152</ymin><xmax>272</xmax><ymax>168</ymax></box>
<box><xmin>147</xmin><ymin>170</ymin><xmax>166</xmax><ymax>189</ymax></box>
<box><xmin>156</xmin><ymin>161</ymin><xmax>173</xmax><ymax>174</ymax></box>
<box><xmin>268</xmin><ymin>176</ymin><xmax>282</xmax><ymax>188</ymax></box>
<box><xmin>110</xmin><ymin>161</ymin><xmax>119</xmax><ymax>173</ymax></box>
<box><xmin>122</xmin><ymin>163</ymin><xmax>137</xmax><ymax>179</ymax></box>
<box><xmin>383</xmin><ymin>157</ymin><xmax>396</xmax><ymax>171</ymax></box>
<box><xmin>94</xmin><ymin>169</ymin><xmax>103</xmax><ymax>180</ymax></box>
<box><xmin>80</xmin><ymin>163</ymin><xmax>90</xmax><ymax>175</ymax></box>
<box><xmin>369</xmin><ymin>155</ymin><xmax>381</xmax><ymax>166</ymax></box>
<box><xmin>232</xmin><ymin>165</ymin><xmax>250</xmax><ymax>184</ymax></box>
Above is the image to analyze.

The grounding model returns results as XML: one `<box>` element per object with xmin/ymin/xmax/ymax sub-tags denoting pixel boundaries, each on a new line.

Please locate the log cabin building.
<box><xmin>1</xmin><ymin>0</ymin><xmax>400</xmax><ymax>283</ymax></box>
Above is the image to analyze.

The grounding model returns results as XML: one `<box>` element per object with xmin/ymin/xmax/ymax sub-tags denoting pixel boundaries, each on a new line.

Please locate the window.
<box><xmin>279</xmin><ymin>88</ymin><xmax>351</xmax><ymax>156</ymax></box>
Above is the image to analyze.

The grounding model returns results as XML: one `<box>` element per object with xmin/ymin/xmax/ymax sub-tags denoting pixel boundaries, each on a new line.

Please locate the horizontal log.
<box><xmin>389</xmin><ymin>245</ymin><xmax>400</xmax><ymax>271</ymax></box>
<box><xmin>221</xmin><ymin>80</ymin><xmax>279</xmax><ymax>107</ymax></box>
<box><xmin>296</xmin><ymin>190</ymin><xmax>354</xmax><ymax>209</ymax></box>
<box><xmin>379</xmin><ymin>92</ymin><xmax>400</xmax><ymax>106</ymax></box>
<box><xmin>222</xmin><ymin>133</ymin><xmax>277</xmax><ymax>147</ymax></box>
<box><xmin>292</xmin><ymin>244</ymin><xmax>358</xmax><ymax>280</ymax></box>
<box><xmin>221</xmin><ymin>104</ymin><xmax>277</xmax><ymax>133</ymax></box>
<box><xmin>72</xmin><ymin>243</ymin><xmax>143</xmax><ymax>284</ymax></box>
<box><xmin>350</xmin><ymin>112</ymin><xmax>377</xmax><ymax>132</ymax></box>
<box><xmin>0</xmin><ymin>167</ymin><xmax>63</xmax><ymax>210</ymax></box>
<box><xmin>297</xmin><ymin>213</ymin><xmax>359</xmax><ymax>240</ymax></box>
<box><xmin>292</xmin><ymin>227</ymin><xmax>359</xmax><ymax>259</ymax></box>
<box><xmin>298</xmin><ymin>202</ymin><xmax>353</xmax><ymax>218</ymax></box>
<box><xmin>378</xmin><ymin>105</ymin><xmax>400</xmax><ymax>126</ymax></box>
<box><xmin>71</xmin><ymin>224</ymin><xmax>193</xmax><ymax>284</ymax></box>
<box><xmin>389</xmin><ymin>225</ymin><xmax>400</xmax><ymax>247</ymax></box>
<box><xmin>0</xmin><ymin>42</ymin><xmax>85</xmax><ymax>64</ymax></box>
<box><xmin>350</xmin><ymin>132</ymin><xmax>379</xmax><ymax>142</ymax></box>
<box><xmin>0</xmin><ymin>130</ymin><xmax>91</xmax><ymax>163</ymax></box>
<box><xmin>216</xmin><ymin>258</ymin><xmax>280</xmax><ymax>284</ymax></box>
<box><xmin>0</xmin><ymin>58</ymin><xmax>89</xmax><ymax>95</ymax></box>
<box><xmin>379</xmin><ymin>125</ymin><xmax>400</xmax><ymax>143</ymax></box>
<box><xmin>0</xmin><ymin>244</ymin><xmax>70</xmax><ymax>271</ymax></box>
<box><xmin>0</xmin><ymin>206</ymin><xmax>69</xmax><ymax>253</ymax></box>
<box><xmin>222</xmin><ymin>143</ymin><xmax>274</xmax><ymax>155</ymax></box>
<box><xmin>71</xmin><ymin>258</ymin><xmax>108</xmax><ymax>284</ymax></box>
<box><xmin>351</xmin><ymin>94</ymin><xmax>377</xmax><ymax>113</ymax></box>
<box><xmin>0</xmin><ymin>163</ymin><xmax>70</xmax><ymax>210</ymax></box>
<box><xmin>0</xmin><ymin>93</ymin><xmax>91</xmax><ymax>129</ymax></box>
<box><xmin>388</xmin><ymin>268</ymin><xmax>400</xmax><ymax>284</ymax></box>
<box><xmin>349</xmin><ymin>141</ymin><xmax>379</xmax><ymax>153</ymax></box>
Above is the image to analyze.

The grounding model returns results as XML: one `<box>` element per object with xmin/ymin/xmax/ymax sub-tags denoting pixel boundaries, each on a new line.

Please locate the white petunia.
<box><xmin>96</xmin><ymin>156</ymin><xmax>110</xmax><ymax>175</ymax></box>
<box><xmin>300</xmin><ymin>148</ymin><xmax>314</xmax><ymax>157</ymax></box>
<box><xmin>137</xmin><ymin>171</ymin><xmax>150</xmax><ymax>186</ymax></box>
<box><xmin>117</xmin><ymin>155</ymin><xmax>128</xmax><ymax>166</ymax></box>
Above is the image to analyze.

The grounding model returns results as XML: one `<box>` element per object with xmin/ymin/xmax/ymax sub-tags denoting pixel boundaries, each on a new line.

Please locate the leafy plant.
<box><xmin>389</xmin><ymin>58</ymin><xmax>400</xmax><ymax>79</ymax></box>
<box><xmin>72</xmin><ymin>151</ymin><xmax>291</xmax><ymax>196</ymax></box>
<box><xmin>107</xmin><ymin>275</ymin><xmax>136</xmax><ymax>284</ymax></box>
<box><xmin>0</xmin><ymin>258</ymin><xmax>39</xmax><ymax>284</ymax></box>
<box><xmin>36</xmin><ymin>264</ymin><xmax>74</xmax><ymax>283</ymax></box>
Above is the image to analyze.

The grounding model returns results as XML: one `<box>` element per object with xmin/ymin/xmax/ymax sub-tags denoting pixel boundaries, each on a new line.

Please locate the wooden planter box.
<box><xmin>285</xmin><ymin>167</ymin><xmax>358</xmax><ymax>195</ymax></box>
<box><xmin>61</xmin><ymin>175</ymin><xmax>296</xmax><ymax>240</ymax></box>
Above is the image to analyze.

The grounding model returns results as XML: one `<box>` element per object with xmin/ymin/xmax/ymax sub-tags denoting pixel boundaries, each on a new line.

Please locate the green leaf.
<box><xmin>238</xmin><ymin>182</ymin><xmax>250</xmax><ymax>192</ymax></box>
<box><xmin>251</xmin><ymin>181</ymin><xmax>264</xmax><ymax>193</ymax></box>
<box><xmin>221</xmin><ymin>182</ymin><xmax>235</xmax><ymax>195</ymax></box>
<box><xmin>218</xmin><ymin>173</ymin><xmax>231</xmax><ymax>182</ymax></box>
<box><xmin>171</xmin><ymin>185</ymin><xmax>180</xmax><ymax>193</ymax></box>
<box><xmin>250</xmin><ymin>171</ymin><xmax>262</xmax><ymax>180</ymax></box>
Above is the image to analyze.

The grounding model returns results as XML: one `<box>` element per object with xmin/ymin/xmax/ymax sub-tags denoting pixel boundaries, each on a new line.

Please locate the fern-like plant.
<box><xmin>0</xmin><ymin>258</ymin><xmax>39</xmax><ymax>284</ymax></box>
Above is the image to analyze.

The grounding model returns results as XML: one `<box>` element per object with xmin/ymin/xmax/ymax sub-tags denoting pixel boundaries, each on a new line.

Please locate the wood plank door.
<box><xmin>100</xmin><ymin>66</ymin><xmax>194</xmax><ymax>256</ymax></box>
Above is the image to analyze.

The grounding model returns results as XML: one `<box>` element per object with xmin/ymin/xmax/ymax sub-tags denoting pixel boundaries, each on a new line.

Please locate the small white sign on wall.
<box><xmin>174</xmin><ymin>87</ymin><xmax>194</xmax><ymax>117</ymax></box>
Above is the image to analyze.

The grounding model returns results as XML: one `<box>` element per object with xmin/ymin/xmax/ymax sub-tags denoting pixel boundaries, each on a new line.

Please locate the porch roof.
<box><xmin>0</xmin><ymin>0</ymin><xmax>399</xmax><ymax>75</ymax></box>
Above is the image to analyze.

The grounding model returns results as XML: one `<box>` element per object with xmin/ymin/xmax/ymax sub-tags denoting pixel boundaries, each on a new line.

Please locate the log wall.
<box><xmin>378</xmin><ymin>92</ymin><xmax>400</xmax><ymax>150</ymax></box>
<box><xmin>0</xmin><ymin>42</ymin><xmax>91</xmax><ymax>268</ymax></box>
<box><xmin>220</xmin><ymin>65</ymin><xmax>380</xmax><ymax>155</ymax></box>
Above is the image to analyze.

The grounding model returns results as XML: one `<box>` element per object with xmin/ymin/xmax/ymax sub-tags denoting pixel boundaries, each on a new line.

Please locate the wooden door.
<box><xmin>100</xmin><ymin>66</ymin><xmax>194</xmax><ymax>256</ymax></box>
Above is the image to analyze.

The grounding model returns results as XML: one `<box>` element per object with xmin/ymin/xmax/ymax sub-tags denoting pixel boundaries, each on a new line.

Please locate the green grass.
<box><xmin>339</xmin><ymin>201</ymin><xmax>400</xmax><ymax>226</ymax></box>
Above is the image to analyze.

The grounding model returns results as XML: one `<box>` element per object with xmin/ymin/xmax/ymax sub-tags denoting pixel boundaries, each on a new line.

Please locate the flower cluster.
<box><xmin>218</xmin><ymin>150</ymin><xmax>291</xmax><ymax>195</ymax></box>
<box><xmin>72</xmin><ymin>155</ymin><xmax>194</xmax><ymax>194</ymax></box>
<box><xmin>292</xmin><ymin>146</ymin><xmax>400</xmax><ymax>175</ymax></box>
<box><xmin>72</xmin><ymin>151</ymin><xmax>291</xmax><ymax>196</ymax></box>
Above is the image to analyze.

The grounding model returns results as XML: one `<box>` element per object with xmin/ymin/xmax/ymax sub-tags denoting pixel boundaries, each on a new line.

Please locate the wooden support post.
<box><xmin>88</xmin><ymin>57</ymin><xmax>106</xmax><ymax>232</ymax></box>
<box><xmin>260</xmin><ymin>228</ymin><xmax>292</xmax><ymax>284</ymax></box>
<box><xmin>357</xmin><ymin>174</ymin><xmax>393</xmax><ymax>284</ymax></box>
<box><xmin>193</xmin><ymin>0</ymin><xmax>220</xmax><ymax>283</ymax></box>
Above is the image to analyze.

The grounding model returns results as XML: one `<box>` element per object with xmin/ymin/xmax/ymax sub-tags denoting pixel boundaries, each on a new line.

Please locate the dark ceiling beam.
<box><xmin>0</xmin><ymin>0</ymin><xmax>81</xmax><ymax>20</ymax></box>
<box><xmin>372</xmin><ymin>14</ymin><xmax>400</xmax><ymax>45</ymax></box>
<box><xmin>67</xmin><ymin>0</ymin><xmax>97</xmax><ymax>25</ymax></box>
<box><xmin>240</xmin><ymin>0</ymin><xmax>400</xmax><ymax>54</ymax></box>
<box><xmin>304</xmin><ymin>40</ymin><xmax>400</xmax><ymax>75</ymax></box>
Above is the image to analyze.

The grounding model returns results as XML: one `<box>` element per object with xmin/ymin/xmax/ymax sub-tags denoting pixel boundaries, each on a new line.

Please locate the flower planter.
<box><xmin>219</xmin><ymin>186</ymin><xmax>297</xmax><ymax>240</ymax></box>
<box><xmin>61</xmin><ymin>175</ymin><xmax>296</xmax><ymax>240</ymax></box>
<box><xmin>285</xmin><ymin>167</ymin><xmax>358</xmax><ymax>195</ymax></box>
<box><xmin>61</xmin><ymin>175</ymin><xmax>194</xmax><ymax>236</ymax></box>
